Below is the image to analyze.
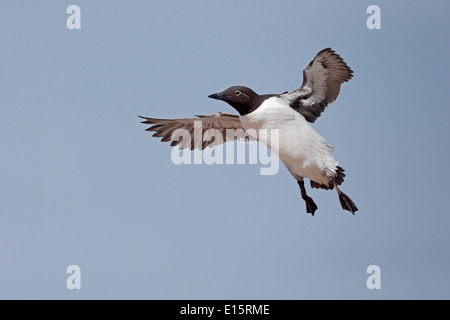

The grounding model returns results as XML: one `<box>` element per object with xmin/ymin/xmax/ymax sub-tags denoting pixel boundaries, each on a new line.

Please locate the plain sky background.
<box><xmin>1</xmin><ymin>0</ymin><xmax>449</xmax><ymax>299</ymax></box>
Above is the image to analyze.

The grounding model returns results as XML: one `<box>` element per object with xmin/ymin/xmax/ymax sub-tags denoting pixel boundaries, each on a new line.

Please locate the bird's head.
<box><xmin>208</xmin><ymin>86</ymin><xmax>259</xmax><ymax>116</ymax></box>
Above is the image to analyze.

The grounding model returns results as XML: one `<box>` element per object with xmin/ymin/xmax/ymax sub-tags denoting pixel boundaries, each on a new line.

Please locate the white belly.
<box><xmin>240</xmin><ymin>97</ymin><xmax>338</xmax><ymax>184</ymax></box>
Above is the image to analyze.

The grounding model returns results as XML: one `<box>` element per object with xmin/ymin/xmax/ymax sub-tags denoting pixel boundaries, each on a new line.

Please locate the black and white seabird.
<box><xmin>140</xmin><ymin>48</ymin><xmax>358</xmax><ymax>215</ymax></box>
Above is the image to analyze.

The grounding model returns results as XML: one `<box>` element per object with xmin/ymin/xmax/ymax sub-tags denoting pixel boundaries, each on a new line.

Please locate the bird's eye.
<box><xmin>235</xmin><ymin>90</ymin><xmax>241</xmax><ymax>96</ymax></box>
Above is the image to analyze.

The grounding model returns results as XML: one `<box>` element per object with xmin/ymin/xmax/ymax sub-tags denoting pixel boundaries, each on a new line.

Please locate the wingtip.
<box><xmin>139</xmin><ymin>115</ymin><xmax>162</xmax><ymax>125</ymax></box>
<box><xmin>317</xmin><ymin>47</ymin><xmax>334</xmax><ymax>56</ymax></box>
<box><xmin>138</xmin><ymin>115</ymin><xmax>150</xmax><ymax>124</ymax></box>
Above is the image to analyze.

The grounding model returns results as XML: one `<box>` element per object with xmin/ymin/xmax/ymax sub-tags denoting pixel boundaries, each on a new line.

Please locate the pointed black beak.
<box><xmin>208</xmin><ymin>93</ymin><xmax>230</xmax><ymax>100</ymax></box>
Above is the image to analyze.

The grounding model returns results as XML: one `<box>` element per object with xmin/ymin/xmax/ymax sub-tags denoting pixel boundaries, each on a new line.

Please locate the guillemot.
<box><xmin>140</xmin><ymin>48</ymin><xmax>357</xmax><ymax>215</ymax></box>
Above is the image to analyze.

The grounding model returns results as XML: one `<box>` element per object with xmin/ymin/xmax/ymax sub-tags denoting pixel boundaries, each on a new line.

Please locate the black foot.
<box><xmin>304</xmin><ymin>196</ymin><xmax>318</xmax><ymax>216</ymax></box>
<box><xmin>338</xmin><ymin>192</ymin><xmax>358</xmax><ymax>214</ymax></box>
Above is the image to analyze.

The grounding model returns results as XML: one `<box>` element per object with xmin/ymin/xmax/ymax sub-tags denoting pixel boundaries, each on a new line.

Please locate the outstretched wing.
<box><xmin>139</xmin><ymin>112</ymin><xmax>255</xmax><ymax>150</ymax></box>
<box><xmin>282</xmin><ymin>48</ymin><xmax>353</xmax><ymax>123</ymax></box>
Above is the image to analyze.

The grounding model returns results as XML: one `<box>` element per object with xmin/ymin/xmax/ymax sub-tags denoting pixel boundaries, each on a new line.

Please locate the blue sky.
<box><xmin>1</xmin><ymin>0</ymin><xmax>449</xmax><ymax>299</ymax></box>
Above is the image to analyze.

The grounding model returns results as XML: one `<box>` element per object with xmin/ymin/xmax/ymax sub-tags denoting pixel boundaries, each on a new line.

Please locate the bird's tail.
<box><xmin>310</xmin><ymin>166</ymin><xmax>346</xmax><ymax>190</ymax></box>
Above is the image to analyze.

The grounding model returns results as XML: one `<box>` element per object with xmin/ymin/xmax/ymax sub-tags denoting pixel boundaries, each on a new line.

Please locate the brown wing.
<box><xmin>282</xmin><ymin>48</ymin><xmax>353</xmax><ymax>123</ymax></box>
<box><xmin>139</xmin><ymin>112</ymin><xmax>256</xmax><ymax>150</ymax></box>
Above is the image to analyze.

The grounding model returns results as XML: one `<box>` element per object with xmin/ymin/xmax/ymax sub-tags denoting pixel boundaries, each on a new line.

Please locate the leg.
<box><xmin>297</xmin><ymin>179</ymin><xmax>318</xmax><ymax>215</ymax></box>
<box><xmin>333</xmin><ymin>181</ymin><xmax>358</xmax><ymax>214</ymax></box>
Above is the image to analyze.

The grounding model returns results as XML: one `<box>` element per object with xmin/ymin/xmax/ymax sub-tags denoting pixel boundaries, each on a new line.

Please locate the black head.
<box><xmin>208</xmin><ymin>86</ymin><xmax>265</xmax><ymax>116</ymax></box>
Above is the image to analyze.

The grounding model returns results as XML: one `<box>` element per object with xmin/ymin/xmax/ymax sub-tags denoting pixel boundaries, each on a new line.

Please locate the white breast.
<box><xmin>240</xmin><ymin>97</ymin><xmax>339</xmax><ymax>184</ymax></box>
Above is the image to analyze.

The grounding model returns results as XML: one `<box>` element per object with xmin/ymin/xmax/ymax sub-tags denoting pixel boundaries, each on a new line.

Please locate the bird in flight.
<box><xmin>140</xmin><ymin>48</ymin><xmax>357</xmax><ymax>215</ymax></box>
